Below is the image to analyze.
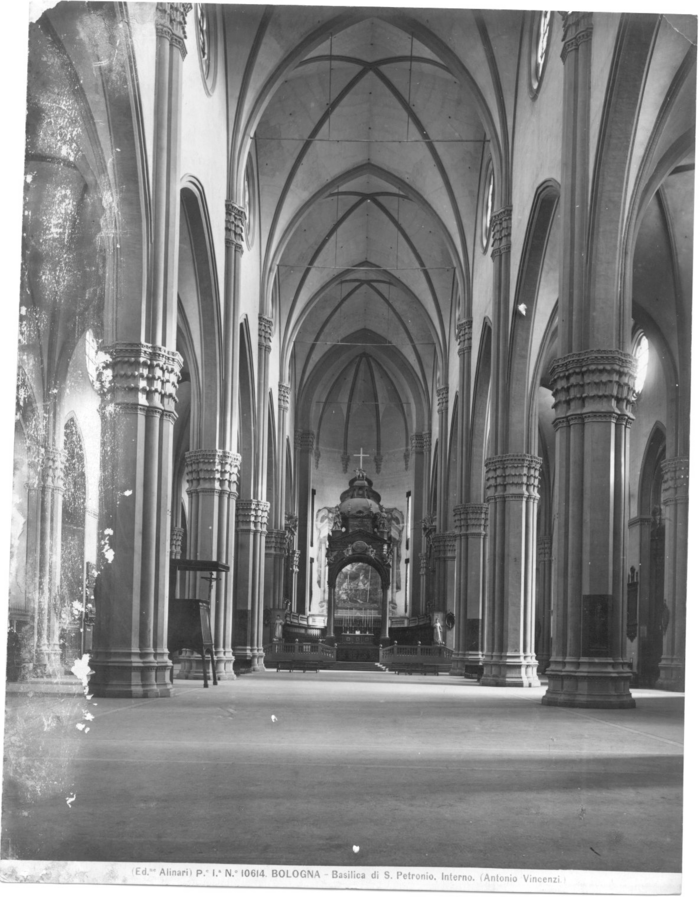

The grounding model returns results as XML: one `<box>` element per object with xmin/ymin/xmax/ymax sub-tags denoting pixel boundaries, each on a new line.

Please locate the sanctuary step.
<box><xmin>329</xmin><ymin>661</ymin><xmax>387</xmax><ymax>672</ymax></box>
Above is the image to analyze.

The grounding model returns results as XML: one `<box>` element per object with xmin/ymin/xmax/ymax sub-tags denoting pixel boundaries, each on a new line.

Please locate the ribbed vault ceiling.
<box><xmin>252</xmin><ymin>14</ymin><xmax>492</xmax><ymax>447</ymax></box>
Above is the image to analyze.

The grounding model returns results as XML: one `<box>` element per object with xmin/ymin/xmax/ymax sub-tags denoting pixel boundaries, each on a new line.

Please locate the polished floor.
<box><xmin>1</xmin><ymin>671</ymin><xmax>685</xmax><ymax>872</ymax></box>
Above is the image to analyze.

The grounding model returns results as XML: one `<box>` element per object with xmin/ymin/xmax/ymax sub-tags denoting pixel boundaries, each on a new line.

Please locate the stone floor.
<box><xmin>0</xmin><ymin>671</ymin><xmax>687</xmax><ymax>875</ymax></box>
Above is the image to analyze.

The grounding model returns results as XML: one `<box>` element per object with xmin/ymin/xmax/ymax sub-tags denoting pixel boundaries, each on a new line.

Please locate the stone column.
<box><xmin>92</xmin><ymin>343</ymin><xmax>183</xmax><ymax>697</ymax></box>
<box><xmin>433</xmin><ymin>531</ymin><xmax>456</xmax><ymax>649</ymax></box>
<box><xmin>419</xmin><ymin>431</ymin><xmax>432</xmax><ymax>612</ymax></box>
<box><xmin>265</xmin><ymin>530</ymin><xmax>287</xmax><ymax>643</ymax></box>
<box><xmin>295</xmin><ymin>430</ymin><xmax>315</xmax><ymax>614</ymax></box>
<box><xmin>657</xmin><ymin>458</ymin><xmax>689</xmax><ymax>691</ymax></box>
<box><xmin>271</xmin><ymin>383</ymin><xmax>291</xmax><ymax>611</ymax></box>
<box><xmin>450</xmin><ymin>319</ymin><xmax>473</xmax><ymax>674</ymax></box>
<box><xmin>536</xmin><ymin>536</ymin><xmax>553</xmax><ymax>673</ymax></box>
<box><xmin>464</xmin><ymin>504</ymin><xmax>488</xmax><ymax>674</ymax></box>
<box><xmin>184</xmin><ymin>448</ymin><xmax>240</xmax><ymax>676</ymax></box>
<box><xmin>34</xmin><ymin>447</ymin><xmax>65</xmax><ymax>675</ymax></box>
<box><xmin>289</xmin><ymin>548</ymin><xmax>300</xmax><ymax>614</ymax></box>
<box><xmin>326</xmin><ymin>584</ymin><xmax>336</xmax><ymax>641</ymax></box>
<box><xmin>542</xmin><ymin>352</ymin><xmax>636</xmax><ymax>708</ymax></box>
<box><xmin>409</xmin><ymin>433</ymin><xmax>425</xmax><ymax>615</ymax></box>
<box><xmin>152</xmin><ymin>2</ymin><xmax>191</xmax><ymax>349</ymax></box>
<box><xmin>234</xmin><ymin>499</ymin><xmax>269</xmax><ymax>671</ymax></box>
<box><xmin>380</xmin><ymin>585</ymin><xmax>390</xmax><ymax>640</ymax></box>
<box><xmin>250</xmin><ymin>315</ymin><xmax>273</xmax><ymax>668</ymax></box>
<box><xmin>170</xmin><ymin>525</ymin><xmax>184</xmax><ymax>602</ymax></box>
<box><xmin>482</xmin><ymin>454</ymin><xmax>541</xmax><ymax>687</ymax></box>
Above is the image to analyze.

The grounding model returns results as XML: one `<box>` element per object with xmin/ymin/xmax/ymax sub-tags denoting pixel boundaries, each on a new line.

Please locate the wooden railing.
<box><xmin>379</xmin><ymin>642</ymin><xmax>453</xmax><ymax>664</ymax></box>
<box><xmin>265</xmin><ymin>640</ymin><xmax>337</xmax><ymax>662</ymax></box>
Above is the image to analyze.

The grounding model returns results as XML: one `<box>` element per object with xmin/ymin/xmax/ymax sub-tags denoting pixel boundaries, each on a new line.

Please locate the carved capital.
<box><xmin>265</xmin><ymin>529</ymin><xmax>288</xmax><ymax>556</ymax></box>
<box><xmin>410</xmin><ymin>433</ymin><xmax>423</xmax><ymax>455</ymax></box>
<box><xmin>549</xmin><ymin>350</ymin><xmax>637</xmax><ymax>426</ymax></box>
<box><xmin>455</xmin><ymin>503</ymin><xmax>488</xmax><ymax>535</ymax></box>
<box><xmin>98</xmin><ymin>342</ymin><xmax>183</xmax><ymax>413</ymax></box>
<box><xmin>40</xmin><ymin>447</ymin><xmax>65</xmax><ymax>492</ymax></box>
<box><xmin>289</xmin><ymin>548</ymin><xmax>301</xmax><ymax>574</ymax></box>
<box><xmin>236</xmin><ymin>499</ymin><xmax>270</xmax><ymax>533</ymax></box>
<box><xmin>225</xmin><ymin>200</ymin><xmax>246</xmax><ymax>252</ymax></box>
<box><xmin>258</xmin><ymin>315</ymin><xmax>273</xmax><ymax>352</ymax></box>
<box><xmin>437</xmin><ymin>386</ymin><xmax>450</xmax><ymax>415</ymax></box>
<box><xmin>185</xmin><ymin>449</ymin><xmax>241</xmax><ymax>496</ymax></box>
<box><xmin>456</xmin><ymin>319</ymin><xmax>473</xmax><ymax>355</ymax></box>
<box><xmin>661</xmin><ymin>458</ymin><xmax>689</xmax><ymax>505</ymax></box>
<box><xmin>433</xmin><ymin>531</ymin><xmax>457</xmax><ymax>559</ymax></box>
<box><xmin>561</xmin><ymin>12</ymin><xmax>593</xmax><ymax>63</ymax></box>
<box><xmin>423</xmin><ymin>430</ymin><xmax>432</xmax><ymax>453</ymax></box>
<box><xmin>490</xmin><ymin>207</ymin><xmax>512</xmax><ymax>258</ymax></box>
<box><xmin>374</xmin><ymin>453</ymin><xmax>383</xmax><ymax>474</ymax></box>
<box><xmin>419</xmin><ymin>553</ymin><xmax>428</xmax><ymax>575</ymax></box>
<box><xmin>295</xmin><ymin>429</ymin><xmax>315</xmax><ymax>452</ymax></box>
<box><xmin>485</xmin><ymin>453</ymin><xmax>541</xmax><ymax>502</ymax></box>
<box><xmin>170</xmin><ymin>526</ymin><xmax>185</xmax><ymax>559</ymax></box>
<box><xmin>278</xmin><ymin>382</ymin><xmax>290</xmax><ymax>411</ymax></box>
<box><xmin>537</xmin><ymin>536</ymin><xmax>552</xmax><ymax>562</ymax></box>
<box><xmin>156</xmin><ymin>3</ymin><xmax>192</xmax><ymax>59</ymax></box>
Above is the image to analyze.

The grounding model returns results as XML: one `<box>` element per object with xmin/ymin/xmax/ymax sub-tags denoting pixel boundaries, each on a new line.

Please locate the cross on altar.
<box><xmin>353</xmin><ymin>448</ymin><xmax>368</xmax><ymax>468</ymax></box>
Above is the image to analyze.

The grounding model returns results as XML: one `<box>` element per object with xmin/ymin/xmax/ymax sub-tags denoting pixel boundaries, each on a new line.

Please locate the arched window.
<box><xmin>531</xmin><ymin>11</ymin><xmax>552</xmax><ymax>96</ymax></box>
<box><xmin>481</xmin><ymin>163</ymin><xmax>494</xmax><ymax>251</ymax></box>
<box><xmin>195</xmin><ymin>4</ymin><xmax>217</xmax><ymax>95</ymax></box>
<box><xmin>633</xmin><ymin>332</ymin><xmax>650</xmax><ymax>394</ymax></box>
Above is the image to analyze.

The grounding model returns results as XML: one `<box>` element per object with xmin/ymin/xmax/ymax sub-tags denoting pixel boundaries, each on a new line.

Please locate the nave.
<box><xmin>2</xmin><ymin>671</ymin><xmax>684</xmax><ymax>873</ymax></box>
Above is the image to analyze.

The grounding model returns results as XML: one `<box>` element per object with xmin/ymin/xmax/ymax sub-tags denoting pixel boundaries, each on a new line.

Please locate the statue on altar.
<box><xmin>331</xmin><ymin>504</ymin><xmax>343</xmax><ymax>531</ymax></box>
<box><xmin>432</xmin><ymin>612</ymin><xmax>445</xmax><ymax>646</ymax></box>
<box><xmin>273</xmin><ymin>612</ymin><xmax>284</xmax><ymax>641</ymax></box>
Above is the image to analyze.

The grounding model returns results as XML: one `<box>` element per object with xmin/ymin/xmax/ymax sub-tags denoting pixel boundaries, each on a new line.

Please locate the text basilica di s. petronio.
<box><xmin>2</xmin><ymin>3</ymin><xmax>695</xmax><ymax>885</ymax></box>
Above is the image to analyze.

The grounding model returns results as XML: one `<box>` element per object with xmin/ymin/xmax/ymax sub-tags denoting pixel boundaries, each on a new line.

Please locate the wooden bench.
<box><xmin>390</xmin><ymin>662</ymin><xmax>440</xmax><ymax>676</ymax></box>
<box><xmin>275</xmin><ymin>659</ymin><xmax>328</xmax><ymax>673</ymax></box>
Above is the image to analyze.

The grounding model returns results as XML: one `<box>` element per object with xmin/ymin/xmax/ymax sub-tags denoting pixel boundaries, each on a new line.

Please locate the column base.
<box><xmin>90</xmin><ymin>656</ymin><xmax>173</xmax><ymax>698</ymax></box>
<box><xmin>480</xmin><ymin>654</ymin><xmax>540</xmax><ymax>687</ymax></box>
<box><xmin>657</xmin><ymin>658</ymin><xmax>685</xmax><ymax>692</ymax></box>
<box><xmin>542</xmin><ymin>660</ymin><xmax>635</xmax><ymax>708</ymax></box>
<box><xmin>537</xmin><ymin>653</ymin><xmax>552</xmax><ymax>675</ymax></box>
<box><xmin>232</xmin><ymin>651</ymin><xmax>266</xmax><ymax>674</ymax></box>
<box><xmin>449</xmin><ymin>652</ymin><xmax>466</xmax><ymax>676</ymax></box>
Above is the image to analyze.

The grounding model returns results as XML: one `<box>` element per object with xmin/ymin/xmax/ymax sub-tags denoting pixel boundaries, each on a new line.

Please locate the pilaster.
<box><xmin>33</xmin><ymin>447</ymin><xmax>65</xmax><ymax>675</ymax></box>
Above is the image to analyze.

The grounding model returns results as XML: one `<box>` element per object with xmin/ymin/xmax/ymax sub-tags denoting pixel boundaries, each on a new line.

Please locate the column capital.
<box><xmin>156</xmin><ymin>3</ymin><xmax>192</xmax><ymax>59</ymax></box>
<box><xmin>661</xmin><ymin>458</ymin><xmax>689</xmax><ymax>505</ymax></box>
<box><xmin>374</xmin><ymin>453</ymin><xmax>383</xmax><ymax>474</ymax></box>
<box><xmin>265</xmin><ymin>529</ymin><xmax>288</xmax><ymax>556</ymax></box>
<box><xmin>456</xmin><ymin>319</ymin><xmax>473</xmax><ymax>355</ymax></box>
<box><xmin>454</xmin><ymin>503</ymin><xmax>488</xmax><ymax>535</ymax></box>
<box><xmin>419</xmin><ymin>553</ymin><xmax>429</xmax><ymax>575</ymax></box>
<box><xmin>490</xmin><ymin>207</ymin><xmax>512</xmax><ymax>258</ymax></box>
<box><xmin>437</xmin><ymin>386</ymin><xmax>450</xmax><ymax>414</ymax></box>
<box><xmin>433</xmin><ymin>531</ymin><xmax>457</xmax><ymax>559</ymax></box>
<box><xmin>537</xmin><ymin>536</ymin><xmax>552</xmax><ymax>561</ymax></box>
<box><xmin>236</xmin><ymin>499</ymin><xmax>270</xmax><ymax>533</ymax></box>
<box><xmin>98</xmin><ymin>342</ymin><xmax>183</xmax><ymax>415</ymax></box>
<box><xmin>295</xmin><ymin>429</ymin><xmax>315</xmax><ymax>452</ymax></box>
<box><xmin>278</xmin><ymin>382</ymin><xmax>291</xmax><ymax>411</ymax></box>
<box><xmin>423</xmin><ymin>430</ymin><xmax>432</xmax><ymax>453</ymax></box>
<box><xmin>40</xmin><ymin>447</ymin><xmax>65</xmax><ymax>493</ymax></box>
<box><xmin>485</xmin><ymin>453</ymin><xmax>541</xmax><ymax>502</ymax></box>
<box><xmin>289</xmin><ymin>548</ymin><xmax>301</xmax><ymax>574</ymax></box>
<box><xmin>411</xmin><ymin>433</ymin><xmax>423</xmax><ymax>455</ymax></box>
<box><xmin>225</xmin><ymin>200</ymin><xmax>246</xmax><ymax>252</ymax></box>
<box><xmin>258</xmin><ymin>315</ymin><xmax>273</xmax><ymax>352</ymax></box>
<box><xmin>170</xmin><ymin>526</ymin><xmax>185</xmax><ymax>559</ymax></box>
<box><xmin>185</xmin><ymin>449</ymin><xmax>241</xmax><ymax>496</ymax></box>
<box><xmin>561</xmin><ymin>12</ymin><xmax>593</xmax><ymax>63</ymax></box>
<box><xmin>549</xmin><ymin>349</ymin><xmax>637</xmax><ymax>427</ymax></box>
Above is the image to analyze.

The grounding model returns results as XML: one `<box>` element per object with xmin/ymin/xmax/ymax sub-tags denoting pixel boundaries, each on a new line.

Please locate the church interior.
<box><xmin>2</xmin><ymin>1</ymin><xmax>696</xmax><ymax>881</ymax></box>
